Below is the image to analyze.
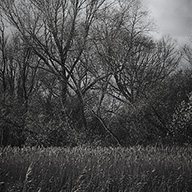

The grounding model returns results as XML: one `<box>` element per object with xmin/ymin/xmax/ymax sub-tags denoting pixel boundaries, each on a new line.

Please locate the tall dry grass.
<box><xmin>1</xmin><ymin>145</ymin><xmax>192</xmax><ymax>191</ymax></box>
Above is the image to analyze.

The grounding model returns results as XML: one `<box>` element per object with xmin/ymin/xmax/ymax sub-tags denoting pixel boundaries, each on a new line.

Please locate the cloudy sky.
<box><xmin>145</xmin><ymin>0</ymin><xmax>192</xmax><ymax>44</ymax></box>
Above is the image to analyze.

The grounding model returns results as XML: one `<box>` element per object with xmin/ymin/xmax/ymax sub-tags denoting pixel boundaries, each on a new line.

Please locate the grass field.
<box><xmin>1</xmin><ymin>145</ymin><xmax>192</xmax><ymax>192</ymax></box>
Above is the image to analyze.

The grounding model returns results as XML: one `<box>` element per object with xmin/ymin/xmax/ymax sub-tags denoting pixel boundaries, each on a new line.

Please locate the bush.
<box><xmin>171</xmin><ymin>101</ymin><xmax>192</xmax><ymax>144</ymax></box>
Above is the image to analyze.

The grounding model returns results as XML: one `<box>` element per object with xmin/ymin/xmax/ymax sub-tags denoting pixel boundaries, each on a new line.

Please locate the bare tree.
<box><xmin>0</xmin><ymin>0</ymin><xmax>104</xmax><ymax>104</ymax></box>
<box><xmin>0</xmin><ymin>17</ymin><xmax>41</xmax><ymax>146</ymax></box>
<box><xmin>93</xmin><ymin>0</ymin><xmax>180</xmax><ymax>105</ymax></box>
<box><xmin>183</xmin><ymin>35</ymin><xmax>192</xmax><ymax>68</ymax></box>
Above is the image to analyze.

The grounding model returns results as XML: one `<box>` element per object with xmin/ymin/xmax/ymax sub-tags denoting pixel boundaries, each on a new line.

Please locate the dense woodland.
<box><xmin>0</xmin><ymin>0</ymin><xmax>192</xmax><ymax>148</ymax></box>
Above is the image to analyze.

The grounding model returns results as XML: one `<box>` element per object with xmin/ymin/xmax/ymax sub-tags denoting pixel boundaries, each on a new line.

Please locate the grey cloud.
<box><xmin>146</xmin><ymin>0</ymin><xmax>192</xmax><ymax>38</ymax></box>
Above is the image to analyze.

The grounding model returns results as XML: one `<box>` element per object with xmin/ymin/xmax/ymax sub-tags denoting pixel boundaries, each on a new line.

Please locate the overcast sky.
<box><xmin>145</xmin><ymin>0</ymin><xmax>192</xmax><ymax>44</ymax></box>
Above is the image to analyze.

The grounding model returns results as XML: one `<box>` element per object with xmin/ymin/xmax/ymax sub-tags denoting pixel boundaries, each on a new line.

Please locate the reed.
<box><xmin>1</xmin><ymin>145</ymin><xmax>192</xmax><ymax>191</ymax></box>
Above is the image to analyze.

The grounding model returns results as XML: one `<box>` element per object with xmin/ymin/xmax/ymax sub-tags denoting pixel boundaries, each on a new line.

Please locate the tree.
<box><xmin>0</xmin><ymin>0</ymin><xmax>106</xmax><ymax>128</ymax></box>
<box><xmin>94</xmin><ymin>10</ymin><xmax>180</xmax><ymax>104</ymax></box>
<box><xmin>87</xmin><ymin>0</ymin><xmax>180</xmax><ymax>145</ymax></box>
<box><xmin>0</xmin><ymin>0</ymin><xmax>186</xmax><ymax>147</ymax></box>
<box><xmin>0</xmin><ymin>18</ymin><xmax>41</xmax><ymax>146</ymax></box>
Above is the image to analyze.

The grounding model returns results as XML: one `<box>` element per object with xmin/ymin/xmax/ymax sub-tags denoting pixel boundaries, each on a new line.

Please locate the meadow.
<box><xmin>1</xmin><ymin>145</ymin><xmax>192</xmax><ymax>192</ymax></box>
